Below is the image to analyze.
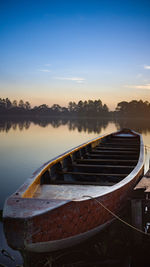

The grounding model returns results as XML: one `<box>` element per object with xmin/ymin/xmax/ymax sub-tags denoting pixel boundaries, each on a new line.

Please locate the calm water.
<box><xmin>1</xmin><ymin>117</ymin><xmax>150</xmax><ymax>266</ymax></box>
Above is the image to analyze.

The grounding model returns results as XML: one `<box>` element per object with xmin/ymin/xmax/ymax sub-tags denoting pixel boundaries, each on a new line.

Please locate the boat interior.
<box><xmin>42</xmin><ymin>134</ymin><xmax>139</xmax><ymax>182</ymax></box>
<box><xmin>30</xmin><ymin>131</ymin><xmax>141</xmax><ymax>200</ymax></box>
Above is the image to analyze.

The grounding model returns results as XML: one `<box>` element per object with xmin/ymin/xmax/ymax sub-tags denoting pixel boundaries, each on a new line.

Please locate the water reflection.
<box><xmin>1</xmin><ymin>117</ymin><xmax>150</xmax><ymax>134</ymax></box>
<box><xmin>0</xmin><ymin>119</ymin><xmax>31</xmax><ymax>132</ymax></box>
<box><xmin>67</xmin><ymin>118</ymin><xmax>109</xmax><ymax>133</ymax></box>
<box><xmin>115</xmin><ymin>117</ymin><xmax>150</xmax><ymax>135</ymax></box>
<box><xmin>0</xmin><ymin>117</ymin><xmax>111</xmax><ymax>134</ymax></box>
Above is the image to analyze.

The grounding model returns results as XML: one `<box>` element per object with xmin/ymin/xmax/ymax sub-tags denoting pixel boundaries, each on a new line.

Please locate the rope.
<box><xmin>81</xmin><ymin>144</ymin><xmax>150</xmax><ymax>235</ymax></box>
<box><xmin>83</xmin><ymin>195</ymin><xmax>150</xmax><ymax>236</ymax></box>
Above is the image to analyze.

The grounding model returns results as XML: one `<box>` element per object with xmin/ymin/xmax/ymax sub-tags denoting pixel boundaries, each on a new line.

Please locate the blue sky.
<box><xmin>0</xmin><ymin>0</ymin><xmax>150</xmax><ymax>110</ymax></box>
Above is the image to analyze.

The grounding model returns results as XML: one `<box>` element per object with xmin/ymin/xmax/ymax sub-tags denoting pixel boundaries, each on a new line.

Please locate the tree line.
<box><xmin>0</xmin><ymin>97</ymin><xmax>150</xmax><ymax>117</ymax></box>
<box><xmin>116</xmin><ymin>100</ymin><xmax>150</xmax><ymax>116</ymax></box>
<box><xmin>0</xmin><ymin>98</ymin><xmax>109</xmax><ymax>117</ymax></box>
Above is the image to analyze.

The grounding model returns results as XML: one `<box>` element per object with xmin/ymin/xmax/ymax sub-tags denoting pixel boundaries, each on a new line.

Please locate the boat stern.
<box><xmin>3</xmin><ymin>196</ymin><xmax>70</xmax><ymax>250</ymax></box>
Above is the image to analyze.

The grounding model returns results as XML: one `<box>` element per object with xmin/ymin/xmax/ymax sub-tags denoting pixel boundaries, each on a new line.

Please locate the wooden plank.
<box><xmin>92</xmin><ymin>150</ymin><xmax>137</xmax><ymax>154</ymax></box>
<box><xmin>52</xmin><ymin>180</ymin><xmax>116</xmax><ymax>186</ymax></box>
<box><xmin>76</xmin><ymin>158</ymin><xmax>137</xmax><ymax>163</ymax></box>
<box><xmin>105</xmin><ymin>140</ymin><xmax>138</xmax><ymax>144</ymax></box>
<box><xmin>61</xmin><ymin>171</ymin><xmax>128</xmax><ymax>177</ymax></box>
<box><xmin>72</xmin><ymin>163</ymin><xmax>134</xmax><ymax>169</ymax></box>
<box><xmin>95</xmin><ymin>146</ymin><xmax>138</xmax><ymax>151</ymax></box>
<box><xmin>86</xmin><ymin>153</ymin><xmax>138</xmax><ymax>159</ymax></box>
<box><xmin>98</xmin><ymin>143</ymin><xmax>138</xmax><ymax>147</ymax></box>
<box><xmin>109</xmin><ymin>137</ymin><xmax>138</xmax><ymax>140</ymax></box>
<box><xmin>131</xmin><ymin>199</ymin><xmax>143</xmax><ymax>244</ymax></box>
<box><xmin>134</xmin><ymin>177</ymin><xmax>150</xmax><ymax>192</ymax></box>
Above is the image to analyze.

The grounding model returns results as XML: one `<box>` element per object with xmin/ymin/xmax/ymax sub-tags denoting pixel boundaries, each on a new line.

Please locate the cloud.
<box><xmin>44</xmin><ymin>64</ymin><xmax>51</xmax><ymax>67</ymax></box>
<box><xmin>55</xmin><ymin>77</ymin><xmax>85</xmax><ymax>84</ymax></box>
<box><xmin>136</xmin><ymin>73</ymin><xmax>143</xmax><ymax>78</ymax></box>
<box><xmin>38</xmin><ymin>69</ymin><xmax>51</xmax><ymax>73</ymax></box>
<box><xmin>125</xmin><ymin>84</ymin><xmax>150</xmax><ymax>90</ymax></box>
<box><xmin>144</xmin><ymin>65</ymin><xmax>150</xmax><ymax>70</ymax></box>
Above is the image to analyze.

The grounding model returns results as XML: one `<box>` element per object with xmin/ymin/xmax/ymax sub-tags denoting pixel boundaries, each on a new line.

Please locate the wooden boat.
<box><xmin>3</xmin><ymin>129</ymin><xmax>144</xmax><ymax>252</ymax></box>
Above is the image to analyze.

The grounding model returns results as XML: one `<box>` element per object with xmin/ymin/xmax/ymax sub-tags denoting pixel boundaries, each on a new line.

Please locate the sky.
<box><xmin>0</xmin><ymin>0</ymin><xmax>150</xmax><ymax>110</ymax></box>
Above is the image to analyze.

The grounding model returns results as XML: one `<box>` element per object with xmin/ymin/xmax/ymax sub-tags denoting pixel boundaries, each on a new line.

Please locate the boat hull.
<box><xmin>4</xmin><ymin>166</ymin><xmax>143</xmax><ymax>252</ymax></box>
<box><xmin>26</xmin><ymin>167</ymin><xmax>144</xmax><ymax>252</ymax></box>
<box><xmin>3</xmin><ymin>129</ymin><xmax>144</xmax><ymax>252</ymax></box>
<box><xmin>26</xmin><ymin>219</ymin><xmax>114</xmax><ymax>253</ymax></box>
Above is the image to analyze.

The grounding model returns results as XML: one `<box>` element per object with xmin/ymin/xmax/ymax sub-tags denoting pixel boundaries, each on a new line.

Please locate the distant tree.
<box><xmin>116</xmin><ymin>100</ymin><xmax>150</xmax><ymax>116</ymax></box>
<box><xmin>51</xmin><ymin>104</ymin><xmax>60</xmax><ymax>110</ymax></box>
<box><xmin>12</xmin><ymin>100</ymin><xmax>18</xmax><ymax>107</ymax></box>
<box><xmin>18</xmin><ymin>99</ymin><xmax>25</xmax><ymax>109</ymax></box>
<box><xmin>87</xmin><ymin>100</ymin><xmax>94</xmax><ymax>112</ymax></box>
<box><xmin>68</xmin><ymin>101</ymin><xmax>77</xmax><ymax>113</ymax></box>
<box><xmin>25</xmin><ymin>101</ymin><xmax>31</xmax><ymax>110</ymax></box>
<box><xmin>61</xmin><ymin>107</ymin><xmax>69</xmax><ymax>115</ymax></box>
<box><xmin>116</xmin><ymin>101</ymin><xmax>129</xmax><ymax>113</ymax></box>
<box><xmin>38</xmin><ymin>104</ymin><xmax>49</xmax><ymax>110</ymax></box>
<box><xmin>6</xmin><ymin>98</ymin><xmax>12</xmax><ymax>109</ymax></box>
<box><xmin>94</xmin><ymin>99</ymin><xmax>102</xmax><ymax>113</ymax></box>
<box><xmin>103</xmin><ymin>104</ymin><xmax>109</xmax><ymax>113</ymax></box>
<box><xmin>51</xmin><ymin>104</ymin><xmax>62</xmax><ymax>113</ymax></box>
<box><xmin>70</xmin><ymin>99</ymin><xmax>109</xmax><ymax>117</ymax></box>
<box><xmin>0</xmin><ymin>98</ymin><xmax>6</xmax><ymax>110</ymax></box>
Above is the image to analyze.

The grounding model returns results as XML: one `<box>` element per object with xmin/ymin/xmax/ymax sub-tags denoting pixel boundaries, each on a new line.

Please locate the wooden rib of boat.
<box><xmin>3</xmin><ymin>129</ymin><xmax>144</xmax><ymax>252</ymax></box>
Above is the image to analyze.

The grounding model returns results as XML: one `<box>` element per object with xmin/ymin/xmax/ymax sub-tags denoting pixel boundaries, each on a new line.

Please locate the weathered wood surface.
<box><xmin>33</xmin><ymin>184</ymin><xmax>111</xmax><ymax>200</ymax></box>
<box><xmin>95</xmin><ymin>146</ymin><xmax>139</xmax><ymax>151</ymax></box>
<box><xmin>62</xmin><ymin>171</ymin><xmax>128</xmax><ymax>177</ymax></box>
<box><xmin>93</xmin><ymin>150</ymin><xmax>137</xmax><ymax>154</ymax></box>
<box><xmin>86</xmin><ymin>153</ymin><xmax>138</xmax><ymax>159</ymax></box>
<box><xmin>134</xmin><ymin>170</ymin><xmax>150</xmax><ymax>192</ymax></box>
<box><xmin>72</xmin><ymin>163</ymin><xmax>135</xmax><ymax>169</ymax></box>
<box><xmin>76</xmin><ymin>159</ymin><xmax>137</xmax><ymax>163</ymax></box>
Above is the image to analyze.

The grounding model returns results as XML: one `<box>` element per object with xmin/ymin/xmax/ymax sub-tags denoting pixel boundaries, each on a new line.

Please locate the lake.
<box><xmin>0</xmin><ymin>117</ymin><xmax>150</xmax><ymax>266</ymax></box>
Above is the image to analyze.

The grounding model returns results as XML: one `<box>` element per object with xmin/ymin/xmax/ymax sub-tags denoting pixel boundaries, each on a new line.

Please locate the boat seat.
<box><xmin>72</xmin><ymin>163</ymin><xmax>135</xmax><ymax>169</ymax></box>
<box><xmin>75</xmin><ymin>158</ymin><xmax>137</xmax><ymax>166</ymax></box>
<box><xmin>33</xmin><ymin>184</ymin><xmax>112</xmax><ymax>200</ymax></box>
<box><xmin>58</xmin><ymin>170</ymin><xmax>128</xmax><ymax>183</ymax></box>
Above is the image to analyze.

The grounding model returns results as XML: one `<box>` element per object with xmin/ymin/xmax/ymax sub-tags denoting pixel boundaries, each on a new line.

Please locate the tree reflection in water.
<box><xmin>0</xmin><ymin>117</ymin><xmax>150</xmax><ymax>135</ymax></box>
<box><xmin>0</xmin><ymin>119</ymin><xmax>31</xmax><ymax>132</ymax></box>
<box><xmin>0</xmin><ymin>117</ymin><xmax>111</xmax><ymax>134</ymax></box>
<box><xmin>115</xmin><ymin>117</ymin><xmax>150</xmax><ymax>135</ymax></box>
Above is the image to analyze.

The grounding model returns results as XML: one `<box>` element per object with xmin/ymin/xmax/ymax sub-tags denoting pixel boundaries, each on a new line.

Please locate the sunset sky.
<box><xmin>1</xmin><ymin>0</ymin><xmax>150</xmax><ymax>110</ymax></box>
